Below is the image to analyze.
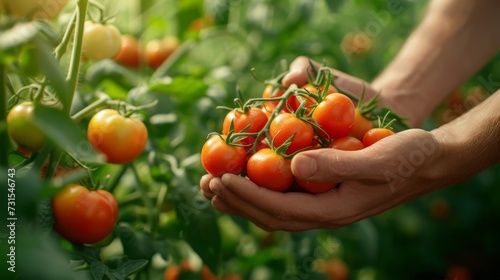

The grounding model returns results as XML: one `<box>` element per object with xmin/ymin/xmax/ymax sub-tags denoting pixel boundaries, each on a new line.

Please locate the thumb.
<box><xmin>291</xmin><ymin>149</ymin><xmax>377</xmax><ymax>182</ymax></box>
<box><xmin>282</xmin><ymin>56</ymin><xmax>320</xmax><ymax>87</ymax></box>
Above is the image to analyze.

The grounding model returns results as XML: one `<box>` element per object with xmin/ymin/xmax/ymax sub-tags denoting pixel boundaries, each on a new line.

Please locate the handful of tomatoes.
<box><xmin>201</xmin><ymin>67</ymin><xmax>406</xmax><ymax>194</ymax></box>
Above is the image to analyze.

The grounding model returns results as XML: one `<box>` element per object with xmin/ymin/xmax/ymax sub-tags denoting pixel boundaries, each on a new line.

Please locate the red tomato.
<box><xmin>362</xmin><ymin>128</ymin><xmax>395</xmax><ymax>147</ymax></box>
<box><xmin>82</xmin><ymin>21</ymin><xmax>122</xmax><ymax>60</ymax></box>
<box><xmin>145</xmin><ymin>36</ymin><xmax>180</xmax><ymax>68</ymax></box>
<box><xmin>269</xmin><ymin>113</ymin><xmax>315</xmax><ymax>154</ymax></box>
<box><xmin>246</xmin><ymin>148</ymin><xmax>294</xmax><ymax>192</ymax></box>
<box><xmin>87</xmin><ymin>109</ymin><xmax>148</xmax><ymax>164</ymax></box>
<box><xmin>52</xmin><ymin>184</ymin><xmax>118</xmax><ymax>244</ymax></box>
<box><xmin>222</xmin><ymin>108</ymin><xmax>268</xmax><ymax>135</ymax></box>
<box><xmin>294</xmin><ymin>83</ymin><xmax>337</xmax><ymax>114</ymax></box>
<box><xmin>201</xmin><ymin>135</ymin><xmax>247</xmax><ymax>177</ymax></box>
<box><xmin>7</xmin><ymin>102</ymin><xmax>45</xmax><ymax>152</ymax></box>
<box><xmin>114</xmin><ymin>35</ymin><xmax>141</xmax><ymax>68</ymax></box>
<box><xmin>295</xmin><ymin>177</ymin><xmax>337</xmax><ymax>194</ymax></box>
<box><xmin>312</xmin><ymin>93</ymin><xmax>355</xmax><ymax>139</ymax></box>
<box><xmin>262</xmin><ymin>85</ymin><xmax>297</xmax><ymax>113</ymax></box>
<box><xmin>329</xmin><ymin>136</ymin><xmax>365</xmax><ymax>151</ymax></box>
<box><xmin>350</xmin><ymin>108</ymin><xmax>373</xmax><ymax>140</ymax></box>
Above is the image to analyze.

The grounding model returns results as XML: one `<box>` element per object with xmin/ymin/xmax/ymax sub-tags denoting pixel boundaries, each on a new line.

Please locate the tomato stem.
<box><xmin>71</xmin><ymin>93</ymin><xmax>110</xmax><ymax>122</ymax></box>
<box><xmin>130</xmin><ymin>164</ymin><xmax>155</xmax><ymax>233</ymax></box>
<box><xmin>55</xmin><ymin>10</ymin><xmax>78</xmax><ymax>60</ymax></box>
<box><xmin>65</xmin><ymin>0</ymin><xmax>89</xmax><ymax>115</ymax></box>
<box><xmin>0</xmin><ymin>63</ymin><xmax>8</xmax><ymax>167</ymax></box>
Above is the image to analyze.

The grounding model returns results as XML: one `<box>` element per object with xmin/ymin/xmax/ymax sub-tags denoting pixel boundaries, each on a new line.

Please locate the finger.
<box><xmin>212</xmin><ymin>174</ymin><xmax>343</xmax><ymax>230</ymax></box>
<box><xmin>200</xmin><ymin>174</ymin><xmax>215</xmax><ymax>199</ymax></box>
<box><xmin>291</xmin><ymin>148</ymin><xmax>381</xmax><ymax>183</ymax></box>
<box><xmin>282</xmin><ymin>56</ymin><xmax>320</xmax><ymax>87</ymax></box>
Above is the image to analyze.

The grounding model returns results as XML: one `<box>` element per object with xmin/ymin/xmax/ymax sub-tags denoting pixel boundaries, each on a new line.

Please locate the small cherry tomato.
<box><xmin>222</xmin><ymin>107</ymin><xmax>268</xmax><ymax>136</ymax></box>
<box><xmin>7</xmin><ymin>102</ymin><xmax>45</xmax><ymax>152</ymax></box>
<box><xmin>329</xmin><ymin>136</ymin><xmax>365</xmax><ymax>151</ymax></box>
<box><xmin>295</xmin><ymin>177</ymin><xmax>337</xmax><ymax>194</ymax></box>
<box><xmin>82</xmin><ymin>21</ymin><xmax>122</xmax><ymax>60</ymax></box>
<box><xmin>262</xmin><ymin>85</ymin><xmax>296</xmax><ymax>113</ymax></box>
<box><xmin>87</xmin><ymin>109</ymin><xmax>148</xmax><ymax>164</ymax></box>
<box><xmin>269</xmin><ymin>113</ymin><xmax>315</xmax><ymax>155</ymax></box>
<box><xmin>350</xmin><ymin>108</ymin><xmax>373</xmax><ymax>140</ymax></box>
<box><xmin>246</xmin><ymin>148</ymin><xmax>294</xmax><ymax>192</ymax></box>
<box><xmin>113</xmin><ymin>35</ymin><xmax>141</xmax><ymax>68</ymax></box>
<box><xmin>312</xmin><ymin>93</ymin><xmax>355</xmax><ymax>139</ymax></box>
<box><xmin>145</xmin><ymin>36</ymin><xmax>180</xmax><ymax>68</ymax></box>
<box><xmin>362</xmin><ymin>128</ymin><xmax>395</xmax><ymax>147</ymax></box>
<box><xmin>52</xmin><ymin>184</ymin><xmax>118</xmax><ymax>244</ymax></box>
<box><xmin>294</xmin><ymin>83</ymin><xmax>337</xmax><ymax>114</ymax></box>
<box><xmin>201</xmin><ymin>135</ymin><xmax>247</xmax><ymax>177</ymax></box>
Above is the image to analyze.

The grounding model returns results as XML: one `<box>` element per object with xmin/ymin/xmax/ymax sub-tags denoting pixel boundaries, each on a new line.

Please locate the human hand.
<box><xmin>200</xmin><ymin>129</ymin><xmax>445</xmax><ymax>231</ymax></box>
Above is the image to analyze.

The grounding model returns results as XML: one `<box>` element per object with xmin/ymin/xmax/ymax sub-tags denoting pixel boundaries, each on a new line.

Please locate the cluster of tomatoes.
<box><xmin>201</xmin><ymin>69</ymin><xmax>398</xmax><ymax>194</ymax></box>
<box><xmin>7</xmin><ymin>101</ymin><xmax>148</xmax><ymax>244</ymax></box>
<box><xmin>82</xmin><ymin>21</ymin><xmax>180</xmax><ymax>69</ymax></box>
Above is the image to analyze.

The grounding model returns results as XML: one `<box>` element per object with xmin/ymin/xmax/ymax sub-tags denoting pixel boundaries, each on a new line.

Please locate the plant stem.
<box><xmin>71</xmin><ymin>94</ymin><xmax>110</xmax><ymax>122</ymax></box>
<box><xmin>0</xmin><ymin>63</ymin><xmax>8</xmax><ymax>167</ymax></box>
<box><xmin>130</xmin><ymin>164</ymin><xmax>155</xmax><ymax>233</ymax></box>
<box><xmin>55</xmin><ymin>10</ymin><xmax>78</xmax><ymax>60</ymax></box>
<box><xmin>65</xmin><ymin>0</ymin><xmax>89</xmax><ymax>115</ymax></box>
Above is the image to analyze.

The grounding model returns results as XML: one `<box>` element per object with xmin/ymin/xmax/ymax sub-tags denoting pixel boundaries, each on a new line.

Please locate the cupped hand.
<box><xmin>200</xmin><ymin>129</ymin><xmax>445</xmax><ymax>231</ymax></box>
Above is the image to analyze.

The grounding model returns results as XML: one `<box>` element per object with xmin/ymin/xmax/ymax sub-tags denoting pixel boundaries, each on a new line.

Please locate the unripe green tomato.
<box><xmin>82</xmin><ymin>21</ymin><xmax>122</xmax><ymax>60</ymax></box>
<box><xmin>2</xmin><ymin>0</ymin><xmax>68</xmax><ymax>20</ymax></box>
<box><xmin>7</xmin><ymin>102</ymin><xmax>45</xmax><ymax>152</ymax></box>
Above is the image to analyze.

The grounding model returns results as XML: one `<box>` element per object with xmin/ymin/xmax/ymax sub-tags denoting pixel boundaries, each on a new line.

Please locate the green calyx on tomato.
<box><xmin>52</xmin><ymin>184</ymin><xmax>118</xmax><ymax>244</ymax></box>
<box><xmin>82</xmin><ymin>21</ymin><xmax>122</xmax><ymax>60</ymax></box>
<box><xmin>87</xmin><ymin>109</ymin><xmax>148</xmax><ymax>164</ymax></box>
<box><xmin>7</xmin><ymin>102</ymin><xmax>45</xmax><ymax>152</ymax></box>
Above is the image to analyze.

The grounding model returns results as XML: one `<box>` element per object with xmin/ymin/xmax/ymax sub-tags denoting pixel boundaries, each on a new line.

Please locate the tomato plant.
<box><xmin>87</xmin><ymin>109</ymin><xmax>148</xmax><ymax>164</ymax></box>
<box><xmin>7</xmin><ymin>102</ymin><xmax>45</xmax><ymax>152</ymax></box>
<box><xmin>52</xmin><ymin>184</ymin><xmax>118</xmax><ymax>244</ymax></box>
<box><xmin>312</xmin><ymin>93</ymin><xmax>355</xmax><ymax>139</ymax></box>
<box><xmin>113</xmin><ymin>35</ymin><xmax>141</xmax><ymax>68</ymax></box>
<box><xmin>82</xmin><ymin>21</ymin><xmax>122</xmax><ymax>60</ymax></box>
<box><xmin>201</xmin><ymin>135</ymin><xmax>247</xmax><ymax>177</ymax></box>
<box><xmin>294</xmin><ymin>83</ymin><xmax>337</xmax><ymax>114</ymax></box>
<box><xmin>246</xmin><ymin>148</ymin><xmax>294</xmax><ymax>192</ymax></box>
<box><xmin>269</xmin><ymin>113</ymin><xmax>315</xmax><ymax>154</ymax></box>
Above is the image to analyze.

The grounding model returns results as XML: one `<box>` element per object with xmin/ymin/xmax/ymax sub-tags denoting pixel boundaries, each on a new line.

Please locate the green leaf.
<box><xmin>90</xmin><ymin>261</ymin><xmax>107</xmax><ymax>280</ymax></box>
<box><xmin>148</xmin><ymin>77</ymin><xmax>207</xmax><ymax>102</ymax></box>
<box><xmin>0</xmin><ymin>21</ymin><xmax>40</xmax><ymax>50</ymax></box>
<box><xmin>33</xmin><ymin>37</ymin><xmax>71</xmax><ymax>111</ymax></box>
<box><xmin>115</xmin><ymin>259</ymin><xmax>149</xmax><ymax>277</ymax></box>
<box><xmin>174</xmin><ymin>186</ymin><xmax>221</xmax><ymax>273</ymax></box>
<box><xmin>118</xmin><ymin>224</ymin><xmax>156</xmax><ymax>260</ymax></box>
<box><xmin>32</xmin><ymin>105</ymin><xmax>104</xmax><ymax>164</ymax></box>
<box><xmin>86</xmin><ymin>60</ymin><xmax>138</xmax><ymax>90</ymax></box>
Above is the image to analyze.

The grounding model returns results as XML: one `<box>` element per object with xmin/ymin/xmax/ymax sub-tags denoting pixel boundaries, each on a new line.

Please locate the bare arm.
<box><xmin>373</xmin><ymin>0</ymin><xmax>500</xmax><ymax>126</ymax></box>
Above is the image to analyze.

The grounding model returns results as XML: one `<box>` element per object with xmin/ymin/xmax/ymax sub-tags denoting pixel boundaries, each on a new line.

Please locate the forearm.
<box><xmin>372</xmin><ymin>0</ymin><xmax>500</xmax><ymax>126</ymax></box>
<box><xmin>431</xmin><ymin>90</ymin><xmax>500</xmax><ymax>187</ymax></box>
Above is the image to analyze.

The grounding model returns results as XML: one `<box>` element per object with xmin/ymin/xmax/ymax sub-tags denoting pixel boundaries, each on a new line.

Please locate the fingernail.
<box><xmin>293</xmin><ymin>154</ymin><xmax>317</xmax><ymax>178</ymax></box>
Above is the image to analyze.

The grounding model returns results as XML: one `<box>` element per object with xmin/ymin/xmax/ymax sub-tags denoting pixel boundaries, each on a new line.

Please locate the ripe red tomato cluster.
<box><xmin>201</xmin><ymin>72</ymin><xmax>398</xmax><ymax>194</ymax></box>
